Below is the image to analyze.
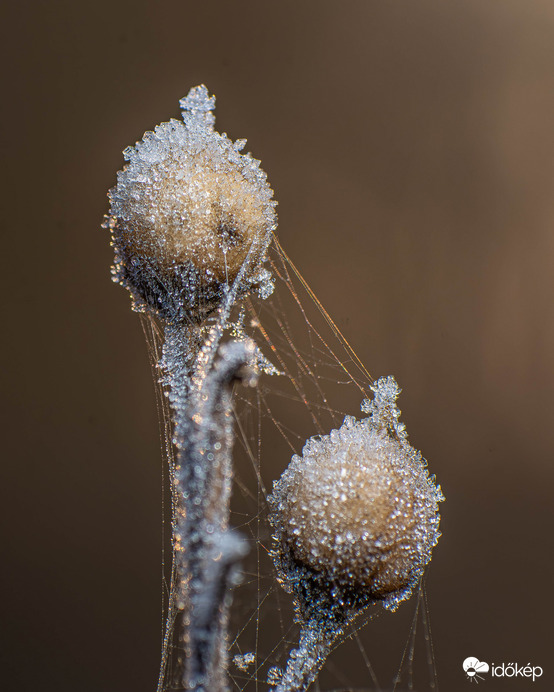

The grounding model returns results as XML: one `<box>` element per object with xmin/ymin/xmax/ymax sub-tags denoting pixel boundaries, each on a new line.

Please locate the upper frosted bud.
<box><xmin>105</xmin><ymin>85</ymin><xmax>277</xmax><ymax>323</ymax></box>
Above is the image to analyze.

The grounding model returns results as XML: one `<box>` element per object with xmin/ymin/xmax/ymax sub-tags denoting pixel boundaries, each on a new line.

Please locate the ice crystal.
<box><xmin>233</xmin><ymin>652</ymin><xmax>255</xmax><ymax>671</ymax></box>
<box><xmin>228</xmin><ymin>309</ymin><xmax>282</xmax><ymax>377</ymax></box>
<box><xmin>105</xmin><ymin>85</ymin><xmax>277</xmax><ymax>323</ymax></box>
<box><xmin>361</xmin><ymin>375</ymin><xmax>407</xmax><ymax>440</ymax></box>
<box><xmin>267</xmin><ymin>666</ymin><xmax>283</xmax><ymax>686</ymax></box>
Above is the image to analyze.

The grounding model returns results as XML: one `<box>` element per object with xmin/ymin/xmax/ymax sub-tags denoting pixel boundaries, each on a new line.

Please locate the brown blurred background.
<box><xmin>1</xmin><ymin>1</ymin><xmax>553</xmax><ymax>690</ymax></box>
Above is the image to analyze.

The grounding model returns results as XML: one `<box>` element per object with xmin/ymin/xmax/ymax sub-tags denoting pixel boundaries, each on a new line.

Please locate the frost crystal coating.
<box><xmin>105</xmin><ymin>85</ymin><xmax>277</xmax><ymax>323</ymax></box>
<box><xmin>268</xmin><ymin>376</ymin><xmax>444</xmax><ymax>614</ymax></box>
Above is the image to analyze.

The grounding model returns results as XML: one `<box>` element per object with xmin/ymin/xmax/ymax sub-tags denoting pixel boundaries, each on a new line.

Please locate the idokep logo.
<box><xmin>463</xmin><ymin>657</ymin><xmax>543</xmax><ymax>683</ymax></box>
<box><xmin>463</xmin><ymin>658</ymin><xmax>490</xmax><ymax>683</ymax></box>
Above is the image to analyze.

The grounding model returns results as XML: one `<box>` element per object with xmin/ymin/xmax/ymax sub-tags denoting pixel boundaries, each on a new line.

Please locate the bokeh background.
<box><xmin>2</xmin><ymin>1</ymin><xmax>553</xmax><ymax>690</ymax></box>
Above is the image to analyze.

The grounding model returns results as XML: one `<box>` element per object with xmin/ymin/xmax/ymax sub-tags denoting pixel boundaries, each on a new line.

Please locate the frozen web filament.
<box><xmin>104</xmin><ymin>86</ymin><xmax>444</xmax><ymax>692</ymax></box>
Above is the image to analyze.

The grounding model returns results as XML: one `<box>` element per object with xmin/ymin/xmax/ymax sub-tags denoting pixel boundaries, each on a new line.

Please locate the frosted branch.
<box><xmin>173</xmin><ymin>340</ymin><xmax>257</xmax><ymax>691</ymax></box>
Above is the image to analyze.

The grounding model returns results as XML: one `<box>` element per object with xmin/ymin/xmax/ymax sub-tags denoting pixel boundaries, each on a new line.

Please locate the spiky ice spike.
<box><xmin>105</xmin><ymin>85</ymin><xmax>277</xmax><ymax>324</ymax></box>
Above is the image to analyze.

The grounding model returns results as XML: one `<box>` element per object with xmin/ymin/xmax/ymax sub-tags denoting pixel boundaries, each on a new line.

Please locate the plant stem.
<box><xmin>275</xmin><ymin>616</ymin><xmax>342</xmax><ymax>692</ymax></box>
<box><xmin>160</xmin><ymin>332</ymin><xmax>256</xmax><ymax>691</ymax></box>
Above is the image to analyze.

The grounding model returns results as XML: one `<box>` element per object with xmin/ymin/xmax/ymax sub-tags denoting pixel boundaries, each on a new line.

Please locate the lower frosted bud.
<box><xmin>268</xmin><ymin>376</ymin><xmax>444</xmax><ymax>614</ymax></box>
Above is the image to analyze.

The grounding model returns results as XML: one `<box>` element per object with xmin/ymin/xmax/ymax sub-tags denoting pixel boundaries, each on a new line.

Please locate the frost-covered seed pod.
<box><xmin>105</xmin><ymin>85</ymin><xmax>277</xmax><ymax>323</ymax></box>
<box><xmin>268</xmin><ymin>377</ymin><xmax>443</xmax><ymax>613</ymax></box>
